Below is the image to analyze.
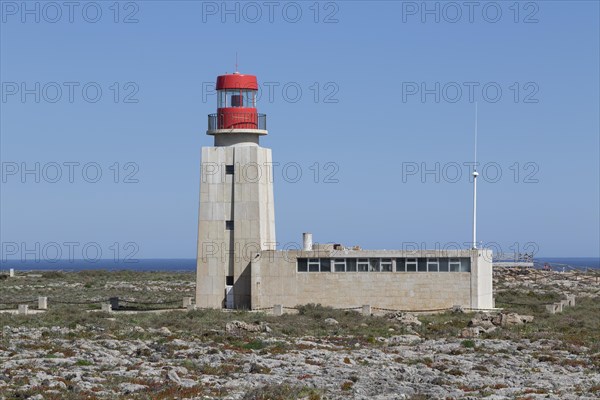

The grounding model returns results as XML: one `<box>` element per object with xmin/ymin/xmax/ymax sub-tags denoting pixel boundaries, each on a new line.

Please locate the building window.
<box><xmin>308</xmin><ymin>258</ymin><xmax>320</xmax><ymax>272</ymax></box>
<box><xmin>460</xmin><ymin>257</ymin><xmax>471</xmax><ymax>272</ymax></box>
<box><xmin>226</xmin><ymin>276</ymin><xmax>234</xmax><ymax>285</ymax></box>
<box><xmin>449</xmin><ymin>258</ymin><xmax>461</xmax><ymax>272</ymax></box>
<box><xmin>346</xmin><ymin>258</ymin><xmax>357</xmax><ymax>272</ymax></box>
<box><xmin>334</xmin><ymin>259</ymin><xmax>346</xmax><ymax>272</ymax></box>
<box><xmin>418</xmin><ymin>258</ymin><xmax>428</xmax><ymax>272</ymax></box>
<box><xmin>439</xmin><ymin>258</ymin><xmax>449</xmax><ymax>272</ymax></box>
<box><xmin>406</xmin><ymin>258</ymin><xmax>418</xmax><ymax>272</ymax></box>
<box><xmin>381</xmin><ymin>258</ymin><xmax>393</xmax><ymax>272</ymax></box>
<box><xmin>225</xmin><ymin>220</ymin><xmax>234</xmax><ymax>230</ymax></box>
<box><xmin>427</xmin><ymin>258</ymin><xmax>439</xmax><ymax>272</ymax></box>
<box><xmin>357</xmin><ymin>258</ymin><xmax>369</xmax><ymax>272</ymax></box>
<box><xmin>369</xmin><ymin>258</ymin><xmax>380</xmax><ymax>272</ymax></box>
<box><xmin>297</xmin><ymin>258</ymin><xmax>308</xmax><ymax>272</ymax></box>
<box><xmin>298</xmin><ymin>258</ymin><xmax>471</xmax><ymax>274</ymax></box>
<box><xmin>396</xmin><ymin>258</ymin><xmax>406</xmax><ymax>272</ymax></box>
<box><xmin>225</xmin><ymin>164</ymin><xmax>235</xmax><ymax>175</ymax></box>
<box><xmin>297</xmin><ymin>256</ymin><xmax>471</xmax><ymax>273</ymax></box>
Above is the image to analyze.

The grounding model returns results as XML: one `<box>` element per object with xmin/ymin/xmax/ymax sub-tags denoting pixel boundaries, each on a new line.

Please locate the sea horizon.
<box><xmin>1</xmin><ymin>257</ymin><xmax>599</xmax><ymax>272</ymax></box>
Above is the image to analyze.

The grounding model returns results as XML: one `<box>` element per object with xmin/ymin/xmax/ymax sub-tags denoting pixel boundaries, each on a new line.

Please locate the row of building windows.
<box><xmin>297</xmin><ymin>257</ymin><xmax>471</xmax><ymax>273</ymax></box>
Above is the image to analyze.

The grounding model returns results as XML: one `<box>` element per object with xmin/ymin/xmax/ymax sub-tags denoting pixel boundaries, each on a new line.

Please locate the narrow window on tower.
<box><xmin>225</xmin><ymin>220</ymin><xmax>234</xmax><ymax>230</ymax></box>
<box><xmin>226</xmin><ymin>276</ymin><xmax>234</xmax><ymax>285</ymax></box>
<box><xmin>225</xmin><ymin>165</ymin><xmax>234</xmax><ymax>175</ymax></box>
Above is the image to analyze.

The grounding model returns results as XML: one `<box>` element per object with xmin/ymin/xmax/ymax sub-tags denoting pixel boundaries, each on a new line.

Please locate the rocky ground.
<box><xmin>1</xmin><ymin>268</ymin><xmax>599</xmax><ymax>399</ymax></box>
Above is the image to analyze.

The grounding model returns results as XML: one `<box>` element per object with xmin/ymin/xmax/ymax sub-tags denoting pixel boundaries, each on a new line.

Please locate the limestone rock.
<box><xmin>158</xmin><ymin>327</ymin><xmax>172</xmax><ymax>336</ymax></box>
<box><xmin>388</xmin><ymin>335</ymin><xmax>422</xmax><ymax>345</ymax></box>
<box><xmin>468</xmin><ymin>313</ymin><xmax>497</xmax><ymax>333</ymax></box>
<box><xmin>225</xmin><ymin>320</ymin><xmax>262</xmax><ymax>333</ymax></box>
<box><xmin>167</xmin><ymin>369</ymin><xmax>181</xmax><ymax>384</ymax></box>
<box><xmin>388</xmin><ymin>312</ymin><xmax>422</xmax><ymax>326</ymax></box>
<box><xmin>119</xmin><ymin>383</ymin><xmax>148</xmax><ymax>394</ymax></box>
<box><xmin>493</xmin><ymin>313</ymin><xmax>534</xmax><ymax>326</ymax></box>
<box><xmin>460</xmin><ymin>327</ymin><xmax>482</xmax><ymax>338</ymax></box>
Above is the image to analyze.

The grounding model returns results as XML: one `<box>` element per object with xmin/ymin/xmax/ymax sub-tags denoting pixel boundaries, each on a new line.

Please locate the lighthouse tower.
<box><xmin>195</xmin><ymin>72</ymin><xmax>276</xmax><ymax>309</ymax></box>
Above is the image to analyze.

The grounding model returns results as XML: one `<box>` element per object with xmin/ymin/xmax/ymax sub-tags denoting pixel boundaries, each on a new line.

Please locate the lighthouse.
<box><xmin>195</xmin><ymin>72</ymin><xmax>276</xmax><ymax>309</ymax></box>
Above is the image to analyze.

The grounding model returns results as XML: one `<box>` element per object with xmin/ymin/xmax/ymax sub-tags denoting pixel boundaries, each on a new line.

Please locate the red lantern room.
<box><xmin>208</xmin><ymin>72</ymin><xmax>266</xmax><ymax>132</ymax></box>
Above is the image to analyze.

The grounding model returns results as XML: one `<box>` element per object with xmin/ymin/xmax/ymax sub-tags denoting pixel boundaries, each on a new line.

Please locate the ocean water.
<box><xmin>0</xmin><ymin>259</ymin><xmax>197</xmax><ymax>272</ymax></box>
<box><xmin>535</xmin><ymin>257</ymin><xmax>600</xmax><ymax>270</ymax></box>
<box><xmin>1</xmin><ymin>257</ymin><xmax>598</xmax><ymax>272</ymax></box>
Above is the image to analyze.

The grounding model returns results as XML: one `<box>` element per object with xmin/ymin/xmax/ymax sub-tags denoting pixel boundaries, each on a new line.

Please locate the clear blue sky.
<box><xmin>1</xmin><ymin>1</ymin><xmax>599</xmax><ymax>260</ymax></box>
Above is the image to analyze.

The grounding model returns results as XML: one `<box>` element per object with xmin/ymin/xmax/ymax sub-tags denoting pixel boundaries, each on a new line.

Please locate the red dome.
<box><xmin>216</xmin><ymin>73</ymin><xmax>258</xmax><ymax>90</ymax></box>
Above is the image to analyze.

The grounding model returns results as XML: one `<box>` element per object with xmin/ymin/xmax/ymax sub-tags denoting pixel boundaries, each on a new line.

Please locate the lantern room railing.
<box><xmin>208</xmin><ymin>113</ymin><xmax>267</xmax><ymax>131</ymax></box>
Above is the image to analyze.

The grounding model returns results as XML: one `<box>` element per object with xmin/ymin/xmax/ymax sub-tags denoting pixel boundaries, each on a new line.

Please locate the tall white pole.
<box><xmin>472</xmin><ymin>102</ymin><xmax>478</xmax><ymax>250</ymax></box>
<box><xmin>472</xmin><ymin>170</ymin><xmax>478</xmax><ymax>249</ymax></box>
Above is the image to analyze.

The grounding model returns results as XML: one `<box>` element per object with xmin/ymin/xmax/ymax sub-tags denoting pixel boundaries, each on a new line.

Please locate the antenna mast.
<box><xmin>472</xmin><ymin>102</ymin><xmax>479</xmax><ymax>250</ymax></box>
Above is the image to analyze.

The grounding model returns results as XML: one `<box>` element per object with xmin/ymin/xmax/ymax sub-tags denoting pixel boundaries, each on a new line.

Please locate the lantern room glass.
<box><xmin>218</xmin><ymin>89</ymin><xmax>257</xmax><ymax>108</ymax></box>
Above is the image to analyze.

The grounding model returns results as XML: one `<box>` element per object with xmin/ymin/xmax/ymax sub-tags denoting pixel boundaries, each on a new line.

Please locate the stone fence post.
<box><xmin>566</xmin><ymin>295</ymin><xmax>576</xmax><ymax>307</ymax></box>
<box><xmin>38</xmin><ymin>297</ymin><xmax>47</xmax><ymax>310</ymax></box>
<box><xmin>183</xmin><ymin>297</ymin><xmax>193</xmax><ymax>308</ymax></box>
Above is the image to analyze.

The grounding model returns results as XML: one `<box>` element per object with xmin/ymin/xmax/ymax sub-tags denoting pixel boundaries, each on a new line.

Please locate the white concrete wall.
<box><xmin>471</xmin><ymin>249</ymin><xmax>494</xmax><ymax>309</ymax></box>
<box><xmin>251</xmin><ymin>250</ymin><xmax>493</xmax><ymax>311</ymax></box>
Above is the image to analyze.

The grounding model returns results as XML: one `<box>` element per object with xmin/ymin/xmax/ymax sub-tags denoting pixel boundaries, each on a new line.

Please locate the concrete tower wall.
<box><xmin>195</xmin><ymin>144</ymin><xmax>276</xmax><ymax>309</ymax></box>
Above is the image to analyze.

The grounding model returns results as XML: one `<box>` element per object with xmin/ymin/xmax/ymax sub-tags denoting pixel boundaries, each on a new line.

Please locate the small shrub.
<box><xmin>242</xmin><ymin>339</ymin><xmax>267</xmax><ymax>351</ymax></box>
<box><xmin>42</xmin><ymin>271</ymin><xmax>66</xmax><ymax>279</ymax></box>
<box><xmin>297</xmin><ymin>303</ymin><xmax>326</xmax><ymax>318</ymax></box>
<box><xmin>461</xmin><ymin>339</ymin><xmax>476</xmax><ymax>348</ymax></box>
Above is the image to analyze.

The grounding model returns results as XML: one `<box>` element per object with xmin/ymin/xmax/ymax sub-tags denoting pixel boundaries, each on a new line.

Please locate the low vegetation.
<box><xmin>0</xmin><ymin>268</ymin><xmax>599</xmax><ymax>399</ymax></box>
